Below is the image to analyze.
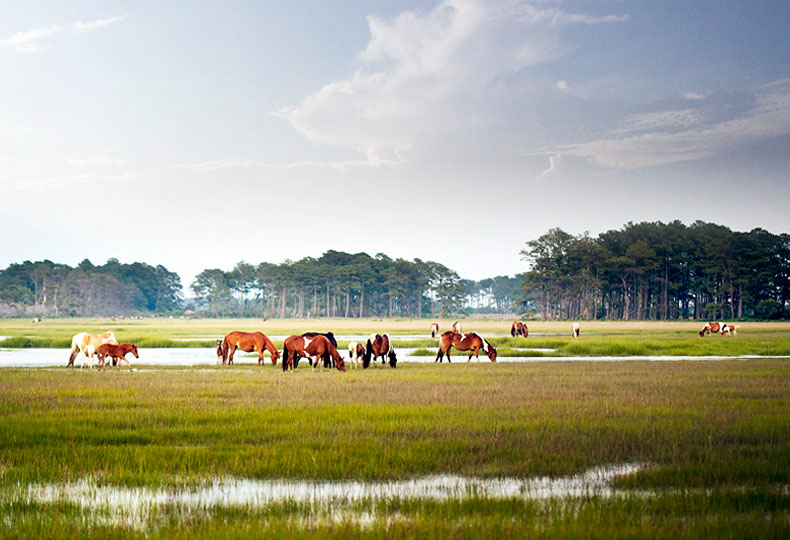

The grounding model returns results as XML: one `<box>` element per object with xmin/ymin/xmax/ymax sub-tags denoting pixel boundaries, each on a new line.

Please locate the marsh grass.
<box><xmin>0</xmin><ymin>359</ymin><xmax>788</xmax><ymax>537</ymax></box>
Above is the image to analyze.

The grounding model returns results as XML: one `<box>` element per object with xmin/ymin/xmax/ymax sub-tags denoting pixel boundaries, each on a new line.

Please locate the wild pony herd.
<box><xmin>65</xmin><ymin>319</ymin><xmax>739</xmax><ymax>370</ymax></box>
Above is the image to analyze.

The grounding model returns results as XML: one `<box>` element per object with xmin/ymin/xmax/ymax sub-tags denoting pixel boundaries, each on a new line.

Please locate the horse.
<box><xmin>510</xmin><ymin>321</ymin><xmax>528</xmax><ymax>337</ymax></box>
<box><xmin>699</xmin><ymin>322</ymin><xmax>727</xmax><ymax>337</ymax></box>
<box><xmin>363</xmin><ymin>333</ymin><xmax>397</xmax><ymax>368</ymax></box>
<box><xmin>430</xmin><ymin>323</ymin><xmax>439</xmax><ymax>338</ymax></box>
<box><xmin>721</xmin><ymin>323</ymin><xmax>737</xmax><ymax>336</ymax></box>
<box><xmin>572</xmin><ymin>322</ymin><xmax>580</xmax><ymax>338</ymax></box>
<box><xmin>302</xmin><ymin>332</ymin><xmax>338</xmax><ymax>367</ymax></box>
<box><xmin>282</xmin><ymin>334</ymin><xmax>345</xmax><ymax>372</ymax></box>
<box><xmin>348</xmin><ymin>341</ymin><xmax>366</xmax><ymax>369</ymax></box>
<box><xmin>435</xmin><ymin>331</ymin><xmax>497</xmax><ymax>363</ymax></box>
<box><xmin>68</xmin><ymin>331</ymin><xmax>117</xmax><ymax>367</ymax></box>
<box><xmin>220</xmin><ymin>331</ymin><xmax>280</xmax><ymax>365</ymax></box>
<box><xmin>96</xmin><ymin>342</ymin><xmax>138</xmax><ymax>370</ymax></box>
<box><xmin>216</xmin><ymin>339</ymin><xmax>224</xmax><ymax>365</ymax></box>
<box><xmin>451</xmin><ymin>321</ymin><xmax>462</xmax><ymax>334</ymax></box>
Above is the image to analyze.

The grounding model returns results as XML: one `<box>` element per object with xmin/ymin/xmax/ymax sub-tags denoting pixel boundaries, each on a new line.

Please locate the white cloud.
<box><xmin>73</xmin><ymin>15</ymin><xmax>127</xmax><ymax>32</ymax></box>
<box><xmin>0</xmin><ymin>24</ymin><xmax>61</xmax><ymax>53</ymax></box>
<box><xmin>67</xmin><ymin>156</ymin><xmax>127</xmax><ymax>168</ymax></box>
<box><xmin>281</xmin><ymin>0</ymin><xmax>627</xmax><ymax>157</ymax></box>
<box><xmin>553</xmin><ymin>80</ymin><xmax>790</xmax><ymax>170</ymax></box>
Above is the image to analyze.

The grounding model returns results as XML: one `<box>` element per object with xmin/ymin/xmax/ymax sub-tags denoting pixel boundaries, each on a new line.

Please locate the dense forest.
<box><xmin>0</xmin><ymin>259</ymin><xmax>183</xmax><ymax>317</ymax></box>
<box><xmin>520</xmin><ymin>221</ymin><xmax>790</xmax><ymax>320</ymax></box>
<box><xmin>191</xmin><ymin>251</ymin><xmax>520</xmax><ymax>318</ymax></box>
<box><xmin>1</xmin><ymin>221</ymin><xmax>787</xmax><ymax>319</ymax></box>
<box><xmin>0</xmin><ymin>252</ymin><xmax>519</xmax><ymax>318</ymax></box>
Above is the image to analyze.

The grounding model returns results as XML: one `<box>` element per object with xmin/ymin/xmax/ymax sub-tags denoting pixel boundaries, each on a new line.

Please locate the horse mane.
<box><xmin>472</xmin><ymin>331</ymin><xmax>490</xmax><ymax>353</ymax></box>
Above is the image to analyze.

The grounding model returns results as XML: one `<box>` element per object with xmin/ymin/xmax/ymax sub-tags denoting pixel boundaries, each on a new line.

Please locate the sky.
<box><xmin>1</xmin><ymin>0</ymin><xmax>789</xmax><ymax>291</ymax></box>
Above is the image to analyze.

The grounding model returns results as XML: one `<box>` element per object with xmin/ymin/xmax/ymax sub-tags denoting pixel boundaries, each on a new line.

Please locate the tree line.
<box><xmin>191</xmin><ymin>251</ymin><xmax>518</xmax><ymax>318</ymax></box>
<box><xmin>0</xmin><ymin>259</ymin><xmax>183</xmax><ymax>317</ymax></box>
<box><xmin>519</xmin><ymin>221</ymin><xmax>790</xmax><ymax>320</ymax></box>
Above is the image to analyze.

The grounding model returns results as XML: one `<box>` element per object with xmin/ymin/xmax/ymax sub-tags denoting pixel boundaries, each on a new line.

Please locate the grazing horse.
<box><xmin>282</xmin><ymin>334</ymin><xmax>345</xmax><ymax>372</ymax></box>
<box><xmin>572</xmin><ymin>322</ymin><xmax>580</xmax><ymax>338</ymax></box>
<box><xmin>302</xmin><ymin>332</ymin><xmax>338</xmax><ymax>367</ymax></box>
<box><xmin>721</xmin><ymin>323</ymin><xmax>737</xmax><ymax>336</ymax></box>
<box><xmin>68</xmin><ymin>331</ymin><xmax>117</xmax><ymax>367</ymax></box>
<box><xmin>348</xmin><ymin>341</ymin><xmax>366</xmax><ymax>369</ymax></box>
<box><xmin>451</xmin><ymin>321</ymin><xmax>462</xmax><ymax>334</ymax></box>
<box><xmin>435</xmin><ymin>331</ymin><xmax>497</xmax><ymax>363</ymax></box>
<box><xmin>221</xmin><ymin>331</ymin><xmax>280</xmax><ymax>365</ymax></box>
<box><xmin>510</xmin><ymin>321</ymin><xmax>528</xmax><ymax>337</ymax></box>
<box><xmin>430</xmin><ymin>323</ymin><xmax>439</xmax><ymax>338</ymax></box>
<box><xmin>363</xmin><ymin>333</ymin><xmax>397</xmax><ymax>368</ymax></box>
<box><xmin>96</xmin><ymin>342</ymin><xmax>138</xmax><ymax>370</ymax></box>
<box><xmin>700</xmin><ymin>322</ymin><xmax>731</xmax><ymax>337</ymax></box>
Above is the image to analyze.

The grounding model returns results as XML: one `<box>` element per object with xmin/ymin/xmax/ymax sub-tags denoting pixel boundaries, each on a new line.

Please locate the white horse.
<box><xmin>451</xmin><ymin>321</ymin><xmax>462</xmax><ymax>334</ymax></box>
<box><xmin>68</xmin><ymin>331</ymin><xmax>117</xmax><ymax>367</ymax></box>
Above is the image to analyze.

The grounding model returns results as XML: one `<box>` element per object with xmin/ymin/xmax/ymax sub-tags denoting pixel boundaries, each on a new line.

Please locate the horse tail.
<box><xmin>68</xmin><ymin>344</ymin><xmax>79</xmax><ymax>366</ymax></box>
<box><xmin>221</xmin><ymin>337</ymin><xmax>229</xmax><ymax>363</ymax></box>
<box><xmin>363</xmin><ymin>338</ymin><xmax>373</xmax><ymax>369</ymax></box>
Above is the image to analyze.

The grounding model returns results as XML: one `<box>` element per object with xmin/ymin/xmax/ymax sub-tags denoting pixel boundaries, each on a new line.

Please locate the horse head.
<box><xmin>130</xmin><ymin>344</ymin><xmax>139</xmax><ymax>358</ymax></box>
<box><xmin>270</xmin><ymin>349</ymin><xmax>281</xmax><ymax>365</ymax></box>
<box><xmin>388</xmin><ymin>350</ymin><xmax>398</xmax><ymax>368</ymax></box>
<box><xmin>336</xmin><ymin>356</ymin><xmax>346</xmax><ymax>372</ymax></box>
<box><xmin>487</xmin><ymin>345</ymin><xmax>497</xmax><ymax>362</ymax></box>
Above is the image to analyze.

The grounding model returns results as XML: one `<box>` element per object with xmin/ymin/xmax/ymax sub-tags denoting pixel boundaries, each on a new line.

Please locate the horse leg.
<box><xmin>228</xmin><ymin>346</ymin><xmax>236</xmax><ymax>365</ymax></box>
<box><xmin>258</xmin><ymin>348</ymin><xmax>264</xmax><ymax>365</ymax></box>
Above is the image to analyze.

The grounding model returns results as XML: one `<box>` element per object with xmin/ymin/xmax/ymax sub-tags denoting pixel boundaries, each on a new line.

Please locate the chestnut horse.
<box><xmin>430</xmin><ymin>323</ymin><xmax>439</xmax><ymax>338</ymax></box>
<box><xmin>510</xmin><ymin>321</ymin><xmax>528</xmax><ymax>337</ymax></box>
<box><xmin>282</xmin><ymin>334</ymin><xmax>345</xmax><ymax>372</ymax></box>
<box><xmin>302</xmin><ymin>332</ymin><xmax>338</xmax><ymax>367</ymax></box>
<box><xmin>363</xmin><ymin>333</ymin><xmax>397</xmax><ymax>368</ymax></box>
<box><xmin>435</xmin><ymin>331</ymin><xmax>497</xmax><ymax>363</ymax></box>
<box><xmin>96</xmin><ymin>342</ymin><xmax>138</xmax><ymax>370</ymax></box>
<box><xmin>348</xmin><ymin>341</ymin><xmax>365</xmax><ymax>369</ymax></box>
<box><xmin>68</xmin><ymin>331</ymin><xmax>117</xmax><ymax>367</ymax></box>
<box><xmin>221</xmin><ymin>331</ymin><xmax>280</xmax><ymax>365</ymax></box>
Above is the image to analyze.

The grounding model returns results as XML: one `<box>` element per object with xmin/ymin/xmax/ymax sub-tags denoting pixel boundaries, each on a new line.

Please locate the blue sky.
<box><xmin>1</xmin><ymin>1</ymin><xmax>788</xmax><ymax>288</ymax></box>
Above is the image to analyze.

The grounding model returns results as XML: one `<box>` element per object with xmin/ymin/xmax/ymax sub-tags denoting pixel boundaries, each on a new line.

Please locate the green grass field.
<box><xmin>0</xmin><ymin>319</ymin><xmax>788</xmax><ymax>537</ymax></box>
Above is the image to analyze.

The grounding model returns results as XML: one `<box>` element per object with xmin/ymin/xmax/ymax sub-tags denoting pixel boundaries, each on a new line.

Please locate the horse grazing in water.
<box><xmin>435</xmin><ymin>331</ymin><xmax>497</xmax><ymax>363</ymax></box>
<box><xmin>430</xmin><ymin>323</ymin><xmax>439</xmax><ymax>338</ymax></box>
<box><xmin>96</xmin><ymin>342</ymin><xmax>138</xmax><ymax>370</ymax></box>
<box><xmin>363</xmin><ymin>333</ymin><xmax>397</xmax><ymax>368</ymax></box>
<box><xmin>68</xmin><ymin>331</ymin><xmax>117</xmax><ymax>367</ymax></box>
<box><xmin>348</xmin><ymin>341</ymin><xmax>365</xmax><ymax>369</ymax></box>
<box><xmin>510</xmin><ymin>321</ymin><xmax>528</xmax><ymax>337</ymax></box>
<box><xmin>220</xmin><ymin>331</ymin><xmax>280</xmax><ymax>365</ymax></box>
<box><xmin>282</xmin><ymin>334</ymin><xmax>345</xmax><ymax>372</ymax></box>
<box><xmin>451</xmin><ymin>321</ymin><xmax>462</xmax><ymax>334</ymax></box>
<box><xmin>572</xmin><ymin>322</ymin><xmax>580</xmax><ymax>338</ymax></box>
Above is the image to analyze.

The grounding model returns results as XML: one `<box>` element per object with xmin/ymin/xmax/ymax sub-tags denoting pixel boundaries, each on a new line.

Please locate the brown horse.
<box><xmin>510</xmin><ymin>321</ymin><xmax>528</xmax><ymax>337</ymax></box>
<box><xmin>430</xmin><ymin>322</ymin><xmax>439</xmax><ymax>338</ymax></box>
<box><xmin>282</xmin><ymin>334</ymin><xmax>346</xmax><ymax>372</ymax></box>
<box><xmin>436</xmin><ymin>331</ymin><xmax>497</xmax><ymax>363</ymax></box>
<box><xmin>216</xmin><ymin>339</ymin><xmax>224</xmax><ymax>365</ymax></box>
<box><xmin>348</xmin><ymin>341</ymin><xmax>366</xmax><ymax>369</ymax></box>
<box><xmin>221</xmin><ymin>331</ymin><xmax>280</xmax><ymax>365</ymax></box>
<box><xmin>96</xmin><ymin>342</ymin><xmax>138</xmax><ymax>370</ymax></box>
<box><xmin>68</xmin><ymin>331</ymin><xmax>118</xmax><ymax>367</ymax></box>
<box><xmin>700</xmin><ymin>322</ymin><xmax>737</xmax><ymax>337</ymax></box>
<box><xmin>363</xmin><ymin>333</ymin><xmax>397</xmax><ymax>368</ymax></box>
